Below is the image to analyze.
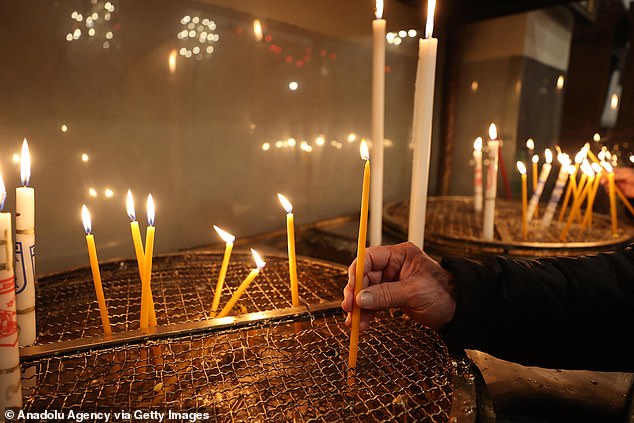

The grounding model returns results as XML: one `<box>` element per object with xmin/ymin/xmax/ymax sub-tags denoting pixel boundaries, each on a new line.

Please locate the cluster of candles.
<box><xmin>83</xmin><ymin>190</ymin><xmax>311</xmax><ymax>334</ymax></box>
<box><xmin>511</xmin><ymin>142</ymin><xmax>633</xmax><ymax>240</ymax></box>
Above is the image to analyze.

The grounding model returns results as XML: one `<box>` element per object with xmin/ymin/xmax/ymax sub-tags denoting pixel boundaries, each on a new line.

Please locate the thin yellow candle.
<box><xmin>216</xmin><ymin>249</ymin><xmax>265</xmax><ymax>318</ymax></box>
<box><xmin>560</xmin><ymin>163</ymin><xmax>594</xmax><ymax>240</ymax></box>
<box><xmin>604</xmin><ymin>162</ymin><xmax>618</xmax><ymax>236</ymax></box>
<box><xmin>140</xmin><ymin>194</ymin><xmax>156</xmax><ymax>329</ymax></box>
<box><xmin>81</xmin><ymin>205</ymin><xmax>112</xmax><ymax>336</ymax></box>
<box><xmin>531</xmin><ymin>154</ymin><xmax>539</xmax><ymax>218</ymax></box>
<box><xmin>126</xmin><ymin>190</ymin><xmax>148</xmax><ymax>324</ymax></box>
<box><xmin>559</xmin><ymin>148</ymin><xmax>585</xmax><ymax>222</ymax></box>
<box><xmin>581</xmin><ymin>163</ymin><xmax>603</xmax><ymax>229</ymax></box>
<box><xmin>615</xmin><ymin>184</ymin><xmax>634</xmax><ymax>216</ymax></box>
<box><xmin>517</xmin><ymin>162</ymin><xmax>527</xmax><ymax>239</ymax></box>
<box><xmin>278</xmin><ymin>193</ymin><xmax>299</xmax><ymax>307</ymax></box>
<box><xmin>349</xmin><ymin>140</ymin><xmax>371</xmax><ymax>372</ymax></box>
<box><xmin>210</xmin><ymin>225</ymin><xmax>235</xmax><ymax>317</ymax></box>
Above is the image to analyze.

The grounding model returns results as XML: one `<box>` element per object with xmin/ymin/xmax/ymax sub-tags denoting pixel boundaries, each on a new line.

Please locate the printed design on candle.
<box><xmin>0</xmin><ymin>276</ymin><xmax>18</xmax><ymax>348</ymax></box>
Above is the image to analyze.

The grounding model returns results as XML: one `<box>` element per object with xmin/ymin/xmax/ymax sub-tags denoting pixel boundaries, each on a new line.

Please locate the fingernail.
<box><xmin>357</xmin><ymin>292</ymin><xmax>373</xmax><ymax>308</ymax></box>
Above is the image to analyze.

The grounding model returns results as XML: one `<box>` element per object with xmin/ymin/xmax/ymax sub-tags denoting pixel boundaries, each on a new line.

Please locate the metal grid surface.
<box><xmin>21</xmin><ymin>311</ymin><xmax>453</xmax><ymax>422</ymax></box>
<box><xmin>35</xmin><ymin>251</ymin><xmax>347</xmax><ymax>344</ymax></box>
<box><xmin>384</xmin><ymin>197</ymin><xmax>634</xmax><ymax>257</ymax></box>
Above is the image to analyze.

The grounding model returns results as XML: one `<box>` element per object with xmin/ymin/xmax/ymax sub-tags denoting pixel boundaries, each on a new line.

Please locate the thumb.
<box><xmin>356</xmin><ymin>281</ymin><xmax>408</xmax><ymax>310</ymax></box>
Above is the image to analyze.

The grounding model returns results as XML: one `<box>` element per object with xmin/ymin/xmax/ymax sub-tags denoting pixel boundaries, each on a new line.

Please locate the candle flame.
<box><xmin>581</xmin><ymin>161</ymin><xmax>594</xmax><ymax>177</ymax></box>
<box><xmin>592</xmin><ymin>163</ymin><xmax>603</xmax><ymax>174</ymax></box>
<box><xmin>126</xmin><ymin>190</ymin><xmax>136</xmax><ymax>222</ymax></box>
<box><xmin>360</xmin><ymin>139</ymin><xmax>370</xmax><ymax>161</ymax></box>
<box><xmin>488</xmin><ymin>123</ymin><xmax>497</xmax><ymax>140</ymax></box>
<box><xmin>425</xmin><ymin>0</ymin><xmax>436</xmax><ymax>39</ymax></box>
<box><xmin>532</xmin><ymin>154</ymin><xmax>539</xmax><ymax>164</ymax></box>
<box><xmin>629</xmin><ymin>154</ymin><xmax>634</xmax><ymax>164</ymax></box>
<box><xmin>544</xmin><ymin>148</ymin><xmax>553</xmax><ymax>164</ymax></box>
<box><xmin>375</xmin><ymin>0</ymin><xmax>383</xmax><ymax>19</ymax></box>
<box><xmin>593</xmin><ymin>133</ymin><xmax>601</xmax><ymax>143</ymax></box>
<box><xmin>213</xmin><ymin>225</ymin><xmax>235</xmax><ymax>244</ymax></box>
<box><xmin>525</xmin><ymin>138</ymin><xmax>534</xmax><ymax>150</ymax></box>
<box><xmin>516</xmin><ymin>161</ymin><xmax>526</xmax><ymax>175</ymax></box>
<box><xmin>574</xmin><ymin>148</ymin><xmax>586</xmax><ymax>164</ymax></box>
<box><xmin>0</xmin><ymin>172</ymin><xmax>5</xmax><ymax>211</ymax></box>
<box><xmin>253</xmin><ymin>19</ymin><xmax>263</xmax><ymax>41</ymax></box>
<box><xmin>147</xmin><ymin>194</ymin><xmax>155</xmax><ymax>226</ymax></box>
<box><xmin>557</xmin><ymin>153</ymin><xmax>570</xmax><ymax>166</ymax></box>
<box><xmin>597</xmin><ymin>150</ymin><xmax>605</xmax><ymax>161</ymax></box>
<box><xmin>473</xmin><ymin>137</ymin><xmax>482</xmax><ymax>152</ymax></box>
<box><xmin>81</xmin><ymin>204</ymin><xmax>92</xmax><ymax>234</ymax></box>
<box><xmin>21</xmin><ymin>138</ymin><xmax>31</xmax><ymax>186</ymax></box>
<box><xmin>168</xmin><ymin>49</ymin><xmax>177</xmax><ymax>74</ymax></box>
<box><xmin>277</xmin><ymin>193</ymin><xmax>293</xmax><ymax>213</ymax></box>
<box><xmin>566</xmin><ymin>164</ymin><xmax>576</xmax><ymax>174</ymax></box>
<box><xmin>251</xmin><ymin>248</ymin><xmax>266</xmax><ymax>269</ymax></box>
<box><xmin>602</xmin><ymin>162</ymin><xmax>613</xmax><ymax>173</ymax></box>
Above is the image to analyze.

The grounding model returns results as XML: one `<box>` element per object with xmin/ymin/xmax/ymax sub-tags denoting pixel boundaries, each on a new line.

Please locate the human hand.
<box><xmin>601</xmin><ymin>167</ymin><xmax>634</xmax><ymax>198</ymax></box>
<box><xmin>341</xmin><ymin>242</ymin><xmax>456</xmax><ymax>332</ymax></box>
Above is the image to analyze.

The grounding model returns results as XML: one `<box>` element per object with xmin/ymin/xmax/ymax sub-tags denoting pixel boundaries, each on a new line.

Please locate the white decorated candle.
<box><xmin>527</xmin><ymin>148</ymin><xmax>553</xmax><ymax>222</ymax></box>
<box><xmin>407</xmin><ymin>0</ymin><xmax>437</xmax><ymax>249</ymax></box>
<box><xmin>15</xmin><ymin>138</ymin><xmax>36</xmax><ymax>346</ymax></box>
<box><xmin>473</xmin><ymin>137</ymin><xmax>483</xmax><ymax>212</ymax></box>
<box><xmin>483</xmin><ymin>124</ymin><xmax>500</xmax><ymax>240</ymax></box>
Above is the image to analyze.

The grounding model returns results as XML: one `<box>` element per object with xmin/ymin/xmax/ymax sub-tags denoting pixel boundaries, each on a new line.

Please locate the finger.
<box><xmin>359</xmin><ymin>310</ymin><xmax>375</xmax><ymax>332</ymax></box>
<box><xmin>341</xmin><ymin>283</ymin><xmax>354</xmax><ymax>313</ymax></box>
<box><xmin>356</xmin><ymin>281</ymin><xmax>410</xmax><ymax>310</ymax></box>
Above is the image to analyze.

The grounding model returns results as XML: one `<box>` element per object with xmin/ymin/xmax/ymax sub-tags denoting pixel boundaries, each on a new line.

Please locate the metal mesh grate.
<box><xmin>21</xmin><ymin>311</ymin><xmax>453</xmax><ymax>422</ymax></box>
<box><xmin>35</xmin><ymin>252</ymin><xmax>347</xmax><ymax>344</ymax></box>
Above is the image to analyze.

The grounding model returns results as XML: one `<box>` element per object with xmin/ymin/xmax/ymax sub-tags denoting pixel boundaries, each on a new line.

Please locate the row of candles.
<box><xmin>472</xmin><ymin>128</ymin><xmax>634</xmax><ymax>240</ymax></box>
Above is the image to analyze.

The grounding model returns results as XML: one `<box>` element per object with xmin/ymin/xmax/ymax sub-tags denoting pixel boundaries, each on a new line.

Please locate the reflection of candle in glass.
<box><xmin>516</xmin><ymin>162</ymin><xmax>527</xmax><ymax>239</ymax></box>
<box><xmin>216</xmin><ymin>249</ymin><xmax>265</xmax><ymax>318</ymax></box>
<box><xmin>370</xmin><ymin>0</ymin><xmax>386</xmax><ymax>247</ymax></box>
<box><xmin>541</xmin><ymin>153</ymin><xmax>570</xmax><ymax>229</ymax></box>
<box><xmin>473</xmin><ymin>137</ymin><xmax>483</xmax><ymax>213</ymax></box>
<box><xmin>349</xmin><ymin>140</ymin><xmax>371</xmax><ymax>373</ymax></box>
<box><xmin>0</xmin><ymin>173</ymin><xmax>22</xmax><ymax>412</ymax></box>
<box><xmin>483</xmin><ymin>124</ymin><xmax>499</xmax><ymax>240</ymax></box>
<box><xmin>15</xmin><ymin>138</ymin><xmax>36</xmax><ymax>346</ymax></box>
<box><xmin>526</xmin><ymin>149</ymin><xmax>553</xmax><ymax>222</ymax></box>
<box><xmin>210</xmin><ymin>225</ymin><xmax>235</xmax><ymax>317</ymax></box>
<box><xmin>81</xmin><ymin>205</ymin><xmax>112</xmax><ymax>336</ymax></box>
<box><xmin>407</xmin><ymin>0</ymin><xmax>437</xmax><ymax>249</ymax></box>
<box><xmin>278</xmin><ymin>194</ymin><xmax>299</xmax><ymax>307</ymax></box>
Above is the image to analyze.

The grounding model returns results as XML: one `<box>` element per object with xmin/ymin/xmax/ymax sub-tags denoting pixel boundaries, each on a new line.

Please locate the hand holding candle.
<box><xmin>516</xmin><ymin>162</ymin><xmax>528</xmax><ymax>239</ymax></box>
<box><xmin>15</xmin><ymin>138</ymin><xmax>36</xmax><ymax>346</ymax></box>
<box><xmin>349</xmin><ymin>140</ymin><xmax>371</xmax><ymax>372</ymax></box>
<box><xmin>526</xmin><ymin>149</ymin><xmax>553</xmax><ymax>222</ymax></box>
<box><xmin>473</xmin><ymin>137</ymin><xmax>483</xmax><ymax>213</ymax></box>
<box><xmin>0</xmin><ymin>173</ymin><xmax>22</xmax><ymax>413</ymax></box>
<box><xmin>278</xmin><ymin>194</ymin><xmax>299</xmax><ymax>307</ymax></box>
<box><xmin>81</xmin><ymin>205</ymin><xmax>112</xmax><ymax>336</ymax></box>
<box><xmin>210</xmin><ymin>225</ymin><xmax>235</xmax><ymax>317</ymax></box>
<box><xmin>216</xmin><ymin>249</ymin><xmax>265</xmax><ymax>318</ymax></box>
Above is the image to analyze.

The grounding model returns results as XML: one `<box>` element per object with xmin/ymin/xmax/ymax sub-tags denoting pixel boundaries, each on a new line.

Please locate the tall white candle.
<box><xmin>369</xmin><ymin>0</ymin><xmax>386</xmax><ymax>247</ymax></box>
<box><xmin>541</xmin><ymin>153</ymin><xmax>571</xmax><ymax>228</ymax></box>
<box><xmin>482</xmin><ymin>124</ymin><xmax>500</xmax><ymax>240</ymax></box>
<box><xmin>0</xmin><ymin>175</ymin><xmax>22</xmax><ymax>415</ymax></box>
<box><xmin>527</xmin><ymin>148</ymin><xmax>553</xmax><ymax>222</ymax></box>
<box><xmin>15</xmin><ymin>138</ymin><xmax>36</xmax><ymax>346</ymax></box>
<box><xmin>407</xmin><ymin>0</ymin><xmax>437</xmax><ymax>249</ymax></box>
<box><xmin>473</xmin><ymin>137</ymin><xmax>483</xmax><ymax>212</ymax></box>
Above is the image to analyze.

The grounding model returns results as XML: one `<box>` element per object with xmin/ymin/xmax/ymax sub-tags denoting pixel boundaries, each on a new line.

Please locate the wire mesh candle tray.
<box><xmin>384</xmin><ymin>196</ymin><xmax>634</xmax><ymax>258</ymax></box>
<box><xmin>17</xmin><ymin>251</ymin><xmax>472</xmax><ymax>422</ymax></box>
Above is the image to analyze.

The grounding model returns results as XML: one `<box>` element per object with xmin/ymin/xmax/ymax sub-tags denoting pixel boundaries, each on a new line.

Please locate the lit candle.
<box><xmin>516</xmin><ymin>162</ymin><xmax>527</xmax><ymax>239</ymax></box>
<box><xmin>407</xmin><ymin>0</ymin><xmax>437</xmax><ymax>249</ymax></box>
<box><xmin>559</xmin><ymin>148</ymin><xmax>586</xmax><ymax>222</ymax></box>
<box><xmin>369</xmin><ymin>0</ymin><xmax>386</xmax><ymax>247</ymax></box>
<box><xmin>126</xmin><ymin>190</ymin><xmax>148</xmax><ymax>321</ymax></box>
<box><xmin>210</xmin><ymin>225</ymin><xmax>235</xmax><ymax>317</ymax></box>
<box><xmin>81</xmin><ymin>205</ymin><xmax>112</xmax><ymax>335</ymax></box>
<box><xmin>349</xmin><ymin>140</ymin><xmax>371</xmax><ymax>371</ymax></box>
<box><xmin>526</xmin><ymin>138</ymin><xmax>535</xmax><ymax>162</ymax></box>
<box><xmin>604</xmin><ymin>162</ymin><xmax>618</xmax><ymax>236</ymax></box>
<box><xmin>278</xmin><ymin>194</ymin><xmax>299</xmax><ymax>307</ymax></box>
<box><xmin>560</xmin><ymin>162</ymin><xmax>594</xmax><ymax>240</ymax></box>
<box><xmin>0</xmin><ymin>174</ymin><xmax>22</xmax><ymax>413</ymax></box>
<box><xmin>140</xmin><ymin>194</ymin><xmax>156</xmax><ymax>329</ymax></box>
<box><xmin>541</xmin><ymin>153</ymin><xmax>571</xmax><ymax>228</ymax></box>
<box><xmin>15</xmin><ymin>138</ymin><xmax>36</xmax><ymax>346</ymax></box>
<box><xmin>482</xmin><ymin>124</ymin><xmax>499</xmax><ymax>240</ymax></box>
<box><xmin>531</xmin><ymin>154</ymin><xmax>539</xmax><ymax>218</ymax></box>
<box><xmin>581</xmin><ymin>163</ymin><xmax>603</xmax><ymax>229</ymax></box>
<box><xmin>216</xmin><ymin>249</ymin><xmax>265</xmax><ymax>318</ymax></box>
<box><xmin>526</xmin><ymin>149</ymin><xmax>553</xmax><ymax>222</ymax></box>
<box><xmin>473</xmin><ymin>137</ymin><xmax>483</xmax><ymax>213</ymax></box>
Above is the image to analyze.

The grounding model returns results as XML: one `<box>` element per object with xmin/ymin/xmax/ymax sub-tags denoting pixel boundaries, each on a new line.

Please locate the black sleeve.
<box><xmin>440</xmin><ymin>244</ymin><xmax>634</xmax><ymax>372</ymax></box>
